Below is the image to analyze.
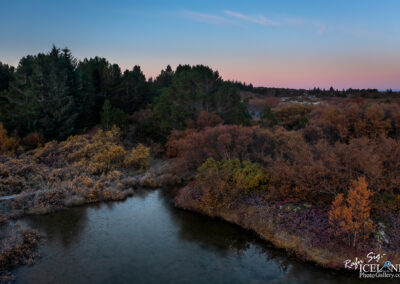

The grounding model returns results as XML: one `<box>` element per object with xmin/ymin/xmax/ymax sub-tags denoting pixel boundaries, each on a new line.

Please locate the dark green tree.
<box><xmin>149</xmin><ymin>65</ymin><xmax>174</xmax><ymax>98</ymax></box>
<box><xmin>100</xmin><ymin>99</ymin><xmax>113</xmax><ymax>130</ymax></box>
<box><xmin>0</xmin><ymin>46</ymin><xmax>83</xmax><ymax>140</ymax></box>
<box><xmin>142</xmin><ymin>65</ymin><xmax>250</xmax><ymax>141</ymax></box>
<box><xmin>110</xmin><ymin>108</ymin><xmax>129</xmax><ymax>132</ymax></box>
<box><xmin>112</xmin><ymin>65</ymin><xmax>149</xmax><ymax>114</ymax></box>
<box><xmin>153</xmin><ymin>65</ymin><xmax>174</xmax><ymax>89</ymax></box>
<box><xmin>0</xmin><ymin>62</ymin><xmax>14</xmax><ymax>92</ymax></box>
<box><xmin>100</xmin><ymin>99</ymin><xmax>129</xmax><ymax>131</ymax></box>
<box><xmin>78</xmin><ymin>57</ymin><xmax>122</xmax><ymax>126</ymax></box>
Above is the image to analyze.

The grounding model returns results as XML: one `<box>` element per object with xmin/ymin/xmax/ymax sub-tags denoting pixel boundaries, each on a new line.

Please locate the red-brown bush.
<box><xmin>168</xmin><ymin>122</ymin><xmax>400</xmax><ymax>208</ymax></box>
<box><xmin>304</xmin><ymin>101</ymin><xmax>400</xmax><ymax>143</ymax></box>
<box><xmin>21</xmin><ymin>132</ymin><xmax>44</xmax><ymax>149</ymax></box>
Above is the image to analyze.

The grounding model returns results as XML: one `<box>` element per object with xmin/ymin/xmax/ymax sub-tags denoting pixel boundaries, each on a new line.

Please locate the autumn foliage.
<box><xmin>0</xmin><ymin>127</ymin><xmax>152</xmax><ymax>215</ymax></box>
<box><xmin>195</xmin><ymin>158</ymin><xmax>270</xmax><ymax>211</ymax></box>
<box><xmin>34</xmin><ymin>126</ymin><xmax>127</xmax><ymax>174</ymax></box>
<box><xmin>171</xmin><ymin>96</ymin><xmax>400</xmax><ymax>256</ymax></box>
<box><xmin>189</xmin><ymin>111</ymin><xmax>223</xmax><ymax>129</ymax></box>
<box><xmin>329</xmin><ymin>177</ymin><xmax>375</xmax><ymax>247</ymax></box>
<box><xmin>0</xmin><ymin>221</ymin><xmax>40</xmax><ymax>279</ymax></box>
<box><xmin>125</xmin><ymin>143</ymin><xmax>151</xmax><ymax>170</ymax></box>
<box><xmin>167</xmin><ymin>120</ymin><xmax>400</xmax><ymax>207</ymax></box>
<box><xmin>303</xmin><ymin>100</ymin><xmax>400</xmax><ymax>143</ymax></box>
<box><xmin>0</xmin><ymin>123</ymin><xmax>18</xmax><ymax>154</ymax></box>
<box><xmin>166</xmin><ymin>125</ymin><xmax>254</xmax><ymax>172</ymax></box>
<box><xmin>20</xmin><ymin>132</ymin><xmax>44</xmax><ymax>149</ymax></box>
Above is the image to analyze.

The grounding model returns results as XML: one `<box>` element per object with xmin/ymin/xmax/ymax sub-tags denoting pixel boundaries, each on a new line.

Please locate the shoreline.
<box><xmin>1</xmin><ymin>154</ymin><xmax>398</xmax><ymax>278</ymax></box>
<box><xmin>2</xmin><ymin>182</ymin><xmax>397</xmax><ymax>280</ymax></box>
<box><xmin>174</xmin><ymin>184</ymin><xmax>399</xmax><ymax>271</ymax></box>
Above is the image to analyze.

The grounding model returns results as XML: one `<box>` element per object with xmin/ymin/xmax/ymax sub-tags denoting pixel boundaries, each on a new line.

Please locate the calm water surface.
<box><xmin>14</xmin><ymin>189</ymin><xmax>370</xmax><ymax>284</ymax></box>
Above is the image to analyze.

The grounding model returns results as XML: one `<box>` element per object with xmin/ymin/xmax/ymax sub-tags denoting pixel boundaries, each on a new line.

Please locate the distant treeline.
<box><xmin>0</xmin><ymin>46</ymin><xmax>249</xmax><ymax>142</ymax></box>
<box><xmin>230</xmin><ymin>81</ymin><xmax>400</xmax><ymax>98</ymax></box>
<box><xmin>1</xmin><ymin>46</ymin><xmax>398</xmax><ymax>143</ymax></box>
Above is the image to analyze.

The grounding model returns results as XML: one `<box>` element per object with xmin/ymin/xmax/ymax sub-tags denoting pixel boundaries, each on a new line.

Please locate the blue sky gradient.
<box><xmin>0</xmin><ymin>0</ymin><xmax>399</xmax><ymax>89</ymax></box>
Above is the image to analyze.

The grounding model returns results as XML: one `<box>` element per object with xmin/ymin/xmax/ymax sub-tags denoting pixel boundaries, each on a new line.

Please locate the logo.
<box><xmin>344</xmin><ymin>252</ymin><xmax>400</xmax><ymax>279</ymax></box>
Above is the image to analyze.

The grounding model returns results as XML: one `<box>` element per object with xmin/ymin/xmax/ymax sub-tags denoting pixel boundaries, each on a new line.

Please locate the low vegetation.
<box><xmin>0</xmin><ymin>217</ymin><xmax>40</xmax><ymax>282</ymax></box>
<box><xmin>0</xmin><ymin>124</ymin><xmax>18</xmax><ymax>155</ymax></box>
<box><xmin>196</xmin><ymin>158</ymin><xmax>270</xmax><ymax>211</ymax></box>
<box><xmin>173</xmin><ymin>98</ymin><xmax>400</xmax><ymax>268</ymax></box>
<box><xmin>0</xmin><ymin>127</ymin><xmax>151</xmax><ymax>216</ymax></box>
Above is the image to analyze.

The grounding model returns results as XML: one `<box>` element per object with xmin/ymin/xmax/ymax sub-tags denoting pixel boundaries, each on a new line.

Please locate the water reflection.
<box><xmin>24</xmin><ymin>207</ymin><xmax>88</xmax><ymax>249</ymax></box>
<box><xmin>159</xmin><ymin>192</ymin><xmax>368</xmax><ymax>283</ymax></box>
<box><xmin>14</xmin><ymin>189</ymin><xmax>377</xmax><ymax>284</ymax></box>
<box><xmin>168</xmin><ymin>208</ymin><xmax>252</xmax><ymax>255</ymax></box>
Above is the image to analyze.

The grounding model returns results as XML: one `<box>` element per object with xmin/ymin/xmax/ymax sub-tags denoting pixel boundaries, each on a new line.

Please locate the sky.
<box><xmin>0</xmin><ymin>0</ymin><xmax>399</xmax><ymax>89</ymax></box>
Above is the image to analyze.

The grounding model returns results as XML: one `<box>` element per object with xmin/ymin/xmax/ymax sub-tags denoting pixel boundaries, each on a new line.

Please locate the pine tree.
<box><xmin>0</xmin><ymin>46</ymin><xmax>82</xmax><ymax>140</ymax></box>
<box><xmin>101</xmin><ymin>100</ymin><xmax>113</xmax><ymax>131</ymax></box>
<box><xmin>100</xmin><ymin>99</ymin><xmax>129</xmax><ymax>131</ymax></box>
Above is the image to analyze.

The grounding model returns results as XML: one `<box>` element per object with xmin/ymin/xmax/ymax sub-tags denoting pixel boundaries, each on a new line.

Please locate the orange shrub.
<box><xmin>91</xmin><ymin>144</ymin><xmax>126</xmax><ymax>173</ymax></box>
<box><xmin>124</xmin><ymin>144</ymin><xmax>150</xmax><ymax>170</ymax></box>
<box><xmin>86</xmin><ymin>183</ymin><xmax>101</xmax><ymax>203</ymax></box>
<box><xmin>79</xmin><ymin>175</ymin><xmax>94</xmax><ymax>188</ymax></box>
<box><xmin>0</xmin><ymin>123</ymin><xmax>18</xmax><ymax>154</ymax></box>
<box><xmin>304</xmin><ymin>101</ymin><xmax>400</xmax><ymax>143</ymax></box>
<box><xmin>60</xmin><ymin>126</ymin><xmax>128</xmax><ymax>174</ymax></box>
<box><xmin>329</xmin><ymin>177</ymin><xmax>375</xmax><ymax>247</ymax></box>
<box><xmin>102</xmin><ymin>188</ymin><xmax>112</xmax><ymax>200</ymax></box>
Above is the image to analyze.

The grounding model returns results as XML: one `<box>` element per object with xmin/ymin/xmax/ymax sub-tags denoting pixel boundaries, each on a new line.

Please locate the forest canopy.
<box><xmin>0</xmin><ymin>47</ymin><xmax>250</xmax><ymax>142</ymax></box>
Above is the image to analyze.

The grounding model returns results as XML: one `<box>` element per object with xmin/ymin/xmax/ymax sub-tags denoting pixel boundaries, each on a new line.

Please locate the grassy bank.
<box><xmin>175</xmin><ymin>183</ymin><xmax>400</xmax><ymax>271</ymax></box>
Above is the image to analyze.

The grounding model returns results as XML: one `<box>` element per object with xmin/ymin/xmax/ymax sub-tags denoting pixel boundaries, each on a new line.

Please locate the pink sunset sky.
<box><xmin>1</xmin><ymin>0</ymin><xmax>399</xmax><ymax>90</ymax></box>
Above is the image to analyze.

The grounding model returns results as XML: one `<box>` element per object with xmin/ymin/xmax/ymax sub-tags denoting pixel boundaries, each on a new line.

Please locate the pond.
<box><xmin>14</xmin><ymin>189</ymin><xmax>368</xmax><ymax>283</ymax></box>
